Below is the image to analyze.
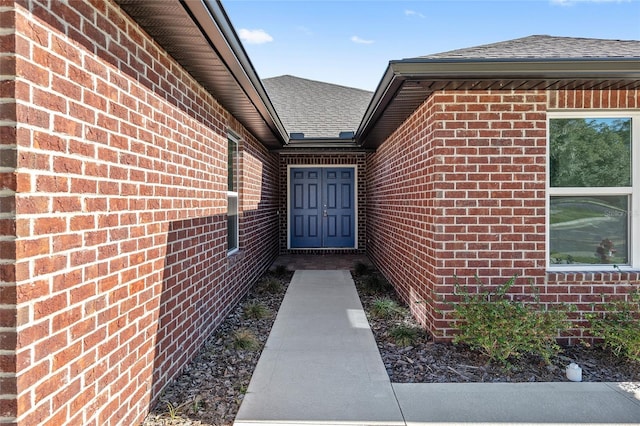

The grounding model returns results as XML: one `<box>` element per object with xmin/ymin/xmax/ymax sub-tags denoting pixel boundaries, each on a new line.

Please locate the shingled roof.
<box><xmin>358</xmin><ymin>35</ymin><xmax>640</xmax><ymax>149</ymax></box>
<box><xmin>419</xmin><ymin>35</ymin><xmax>640</xmax><ymax>60</ymax></box>
<box><xmin>262</xmin><ymin>75</ymin><xmax>372</xmax><ymax>140</ymax></box>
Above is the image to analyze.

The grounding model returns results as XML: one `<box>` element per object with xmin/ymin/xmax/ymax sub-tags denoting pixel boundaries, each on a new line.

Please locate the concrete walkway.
<box><xmin>235</xmin><ymin>270</ymin><xmax>640</xmax><ymax>426</ymax></box>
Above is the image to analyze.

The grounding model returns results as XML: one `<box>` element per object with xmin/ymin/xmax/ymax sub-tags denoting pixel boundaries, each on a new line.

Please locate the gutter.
<box><xmin>181</xmin><ymin>0</ymin><xmax>289</xmax><ymax>145</ymax></box>
<box><xmin>282</xmin><ymin>138</ymin><xmax>361</xmax><ymax>150</ymax></box>
<box><xmin>388</xmin><ymin>57</ymin><xmax>640</xmax><ymax>79</ymax></box>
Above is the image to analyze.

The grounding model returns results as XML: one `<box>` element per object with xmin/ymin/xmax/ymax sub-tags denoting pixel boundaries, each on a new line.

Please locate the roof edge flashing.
<box><xmin>388</xmin><ymin>58</ymin><xmax>640</xmax><ymax>78</ymax></box>
<box><xmin>355</xmin><ymin>64</ymin><xmax>406</xmax><ymax>144</ymax></box>
<box><xmin>182</xmin><ymin>0</ymin><xmax>288</xmax><ymax>145</ymax></box>
<box><xmin>357</xmin><ymin>57</ymin><xmax>640</xmax><ymax>149</ymax></box>
<box><xmin>286</xmin><ymin>137</ymin><xmax>356</xmax><ymax>144</ymax></box>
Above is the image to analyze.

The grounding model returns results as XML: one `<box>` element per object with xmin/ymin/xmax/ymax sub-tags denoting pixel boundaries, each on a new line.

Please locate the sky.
<box><xmin>222</xmin><ymin>0</ymin><xmax>640</xmax><ymax>92</ymax></box>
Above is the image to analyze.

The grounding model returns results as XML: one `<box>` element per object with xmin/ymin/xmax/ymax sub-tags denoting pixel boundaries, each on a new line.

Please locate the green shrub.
<box><xmin>451</xmin><ymin>275</ymin><xmax>570</xmax><ymax>366</ymax></box>
<box><xmin>260</xmin><ymin>278</ymin><xmax>283</xmax><ymax>294</ymax></box>
<box><xmin>389</xmin><ymin>324</ymin><xmax>420</xmax><ymax>346</ymax></box>
<box><xmin>371</xmin><ymin>298</ymin><xmax>406</xmax><ymax>319</ymax></box>
<box><xmin>232</xmin><ymin>329</ymin><xmax>260</xmax><ymax>351</ymax></box>
<box><xmin>587</xmin><ymin>289</ymin><xmax>640</xmax><ymax>362</ymax></box>
<box><xmin>353</xmin><ymin>261</ymin><xmax>369</xmax><ymax>277</ymax></box>
<box><xmin>243</xmin><ymin>301</ymin><xmax>270</xmax><ymax>320</ymax></box>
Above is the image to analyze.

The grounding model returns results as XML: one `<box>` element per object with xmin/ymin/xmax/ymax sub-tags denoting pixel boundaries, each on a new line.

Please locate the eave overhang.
<box><xmin>281</xmin><ymin>138</ymin><xmax>360</xmax><ymax>150</ymax></box>
<box><xmin>116</xmin><ymin>0</ymin><xmax>288</xmax><ymax>149</ymax></box>
<box><xmin>357</xmin><ymin>58</ymin><xmax>640</xmax><ymax>149</ymax></box>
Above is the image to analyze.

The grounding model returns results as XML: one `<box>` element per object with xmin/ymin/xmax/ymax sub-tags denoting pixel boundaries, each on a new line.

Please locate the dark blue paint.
<box><xmin>290</xmin><ymin>167</ymin><xmax>355</xmax><ymax>248</ymax></box>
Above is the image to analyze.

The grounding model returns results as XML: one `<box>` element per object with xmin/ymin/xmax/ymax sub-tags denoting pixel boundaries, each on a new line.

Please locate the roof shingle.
<box><xmin>418</xmin><ymin>35</ymin><xmax>640</xmax><ymax>60</ymax></box>
<box><xmin>262</xmin><ymin>75</ymin><xmax>372</xmax><ymax>139</ymax></box>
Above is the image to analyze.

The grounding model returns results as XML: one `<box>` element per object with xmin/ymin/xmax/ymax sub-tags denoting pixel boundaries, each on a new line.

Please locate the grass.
<box><xmin>243</xmin><ymin>301</ymin><xmax>270</xmax><ymax>320</ymax></box>
<box><xmin>550</xmin><ymin>207</ymin><xmax>603</xmax><ymax>224</ymax></box>
<box><xmin>389</xmin><ymin>324</ymin><xmax>420</xmax><ymax>347</ymax></box>
<box><xmin>232</xmin><ymin>329</ymin><xmax>260</xmax><ymax>351</ymax></box>
<box><xmin>166</xmin><ymin>402</ymin><xmax>180</xmax><ymax>419</ymax></box>
<box><xmin>370</xmin><ymin>298</ymin><xmax>406</xmax><ymax>319</ymax></box>
<box><xmin>260</xmin><ymin>278</ymin><xmax>283</xmax><ymax>294</ymax></box>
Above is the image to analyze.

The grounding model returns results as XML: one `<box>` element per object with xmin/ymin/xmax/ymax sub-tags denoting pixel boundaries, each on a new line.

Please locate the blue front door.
<box><xmin>290</xmin><ymin>167</ymin><xmax>355</xmax><ymax>248</ymax></box>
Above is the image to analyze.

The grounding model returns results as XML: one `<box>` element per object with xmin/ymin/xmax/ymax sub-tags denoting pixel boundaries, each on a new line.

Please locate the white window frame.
<box><xmin>227</xmin><ymin>134</ymin><xmax>239</xmax><ymax>255</ymax></box>
<box><xmin>547</xmin><ymin>110</ymin><xmax>640</xmax><ymax>271</ymax></box>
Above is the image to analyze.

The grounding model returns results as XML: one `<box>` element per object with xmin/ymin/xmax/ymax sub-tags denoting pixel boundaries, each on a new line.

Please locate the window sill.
<box><xmin>547</xmin><ymin>268</ymin><xmax>640</xmax><ymax>284</ymax></box>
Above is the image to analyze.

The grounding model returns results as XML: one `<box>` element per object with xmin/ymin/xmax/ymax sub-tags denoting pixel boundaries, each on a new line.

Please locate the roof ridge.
<box><xmin>263</xmin><ymin>74</ymin><xmax>373</xmax><ymax>94</ymax></box>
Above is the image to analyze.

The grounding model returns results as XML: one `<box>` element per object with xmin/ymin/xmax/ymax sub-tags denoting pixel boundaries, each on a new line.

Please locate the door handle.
<box><xmin>323</xmin><ymin>210</ymin><xmax>328</xmax><ymax>217</ymax></box>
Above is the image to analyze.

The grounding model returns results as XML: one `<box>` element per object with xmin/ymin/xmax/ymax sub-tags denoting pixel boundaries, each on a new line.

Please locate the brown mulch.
<box><xmin>142</xmin><ymin>266</ymin><xmax>639</xmax><ymax>426</ymax></box>
<box><xmin>141</xmin><ymin>271</ymin><xmax>293</xmax><ymax>426</ymax></box>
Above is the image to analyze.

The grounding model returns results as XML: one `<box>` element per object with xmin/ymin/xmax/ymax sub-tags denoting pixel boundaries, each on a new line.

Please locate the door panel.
<box><xmin>290</xmin><ymin>168</ymin><xmax>322</xmax><ymax>248</ymax></box>
<box><xmin>290</xmin><ymin>167</ymin><xmax>355</xmax><ymax>248</ymax></box>
<box><xmin>322</xmin><ymin>168</ymin><xmax>354</xmax><ymax>247</ymax></box>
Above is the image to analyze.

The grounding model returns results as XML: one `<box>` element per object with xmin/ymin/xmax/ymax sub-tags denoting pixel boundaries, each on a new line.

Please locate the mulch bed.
<box><xmin>142</xmin><ymin>266</ymin><xmax>639</xmax><ymax>425</ymax></box>
<box><xmin>353</xmin><ymin>268</ymin><xmax>640</xmax><ymax>384</ymax></box>
<box><xmin>141</xmin><ymin>271</ymin><xmax>293</xmax><ymax>426</ymax></box>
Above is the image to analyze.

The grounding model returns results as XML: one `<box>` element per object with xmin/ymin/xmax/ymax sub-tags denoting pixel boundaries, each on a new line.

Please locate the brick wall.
<box><xmin>279</xmin><ymin>152</ymin><xmax>366</xmax><ymax>253</ymax></box>
<box><xmin>367</xmin><ymin>89</ymin><xmax>640</xmax><ymax>341</ymax></box>
<box><xmin>1</xmin><ymin>2</ymin><xmax>18</xmax><ymax>422</ymax></box>
<box><xmin>5</xmin><ymin>1</ymin><xmax>279</xmax><ymax>425</ymax></box>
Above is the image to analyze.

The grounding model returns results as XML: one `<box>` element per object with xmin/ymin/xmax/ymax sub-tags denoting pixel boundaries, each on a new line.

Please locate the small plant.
<box><xmin>353</xmin><ymin>261</ymin><xmax>369</xmax><ymax>277</ymax></box>
<box><xmin>371</xmin><ymin>298</ymin><xmax>406</xmax><ymax>319</ymax></box>
<box><xmin>389</xmin><ymin>324</ymin><xmax>420</xmax><ymax>346</ymax></box>
<box><xmin>243</xmin><ymin>301</ymin><xmax>270</xmax><ymax>320</ymax></box>
<box><xmin>191</xmin><ymin>395</ymin><xmax>204</xmax><ymax>413</ymax></box>
<box><xmin>363</xmin><ymin>274</ymin><xmax>391</xmax><ymax>294</ymax></box>
<box><xmin>272</xmin><ymin>264</ymin><xmax>289</xmax><ymax>278</ymax></box>
<box><xmin>166</xmin><ymin>402</ymin><xmax>179</xmax><ymax>419</ymax></box>
<box><xmin>587</xmin><ymin>288</ymin><xmax>640</xmax><ymax>362</ymax></box>
<box><xmin>237</xmin><ymin>383</ymin><xmax>248</xmax><ymax>394</ymax></box>
<box><xmin>451</xmin><ymin>274</ymin><xmax>571</xmax><ymax>367</ymax></box>
<box><xmin>232</xmin><ymin>329</ymin><xmax>260</xmax><ymax>351</ymax></box>
<box><xmin>261</xmin><ymin>278</ymin><xmax>283</xmax><ymax>294</ymax></box>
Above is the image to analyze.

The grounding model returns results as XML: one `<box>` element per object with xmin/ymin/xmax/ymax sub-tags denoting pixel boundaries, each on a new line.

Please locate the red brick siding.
<box><xmin>279</xmin><ymin>152</ymin><xmax>366</xmax><ymax>253</ymax></box>
<box><xmin>367</xmin><ymin>89</ymin><xmax>640</xmax><ymax>341</ymax></box>
<box><xmin>7</xmin><ymin>1</ymin><xmax>279</xmax><ymax>425</ymax></box>
<box><xmin>548</xmin><ymin>89</ymin><xmax>639</xmax><ymax>109</ymax></box>
<box><xmin>0</xmin><ymin>3</ymin><xmax>18</xmax><ymax>422</ymax></box>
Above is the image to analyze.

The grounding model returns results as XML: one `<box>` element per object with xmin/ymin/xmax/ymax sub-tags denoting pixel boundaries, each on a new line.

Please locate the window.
<box><xmin>227</xmin><ymin>136</ymin><xmax>239</xmax><ymax>253</ymax></box>
<box><xmin>548</xmin><ymin>113</ymin><xmax>639</xmax><ymax>269</ymax></box>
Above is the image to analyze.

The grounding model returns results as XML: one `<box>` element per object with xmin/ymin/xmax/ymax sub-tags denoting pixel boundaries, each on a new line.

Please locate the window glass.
<box><xmin>549</xmin><ymin>118</ymin><xmax>631</xmax><ymax>188</ymax></box>
<box><xmin>549</xmin><ymin>196</ymin><xmax>628</xmax><ymax>265</ymax></box>
<box><xmin>228</xmin><ymin>137</ymin><xmax>238</xmax><ymax>252</ymax></box>
<box><xmin>227</xmin><ymin>194</ymin><xmax>238</xmax><ymax>252</ymax></box>
<box><xmin>228</xmin><ymin>138</ymin><xmax>237</xmax><ymax>192</ymax></box>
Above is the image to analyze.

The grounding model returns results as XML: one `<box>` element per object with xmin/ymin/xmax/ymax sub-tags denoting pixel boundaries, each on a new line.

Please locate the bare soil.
<box><xmin>142</xmin><ymin>267</ymin><xmax>639</xmax><ymax>426</ymax></box>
